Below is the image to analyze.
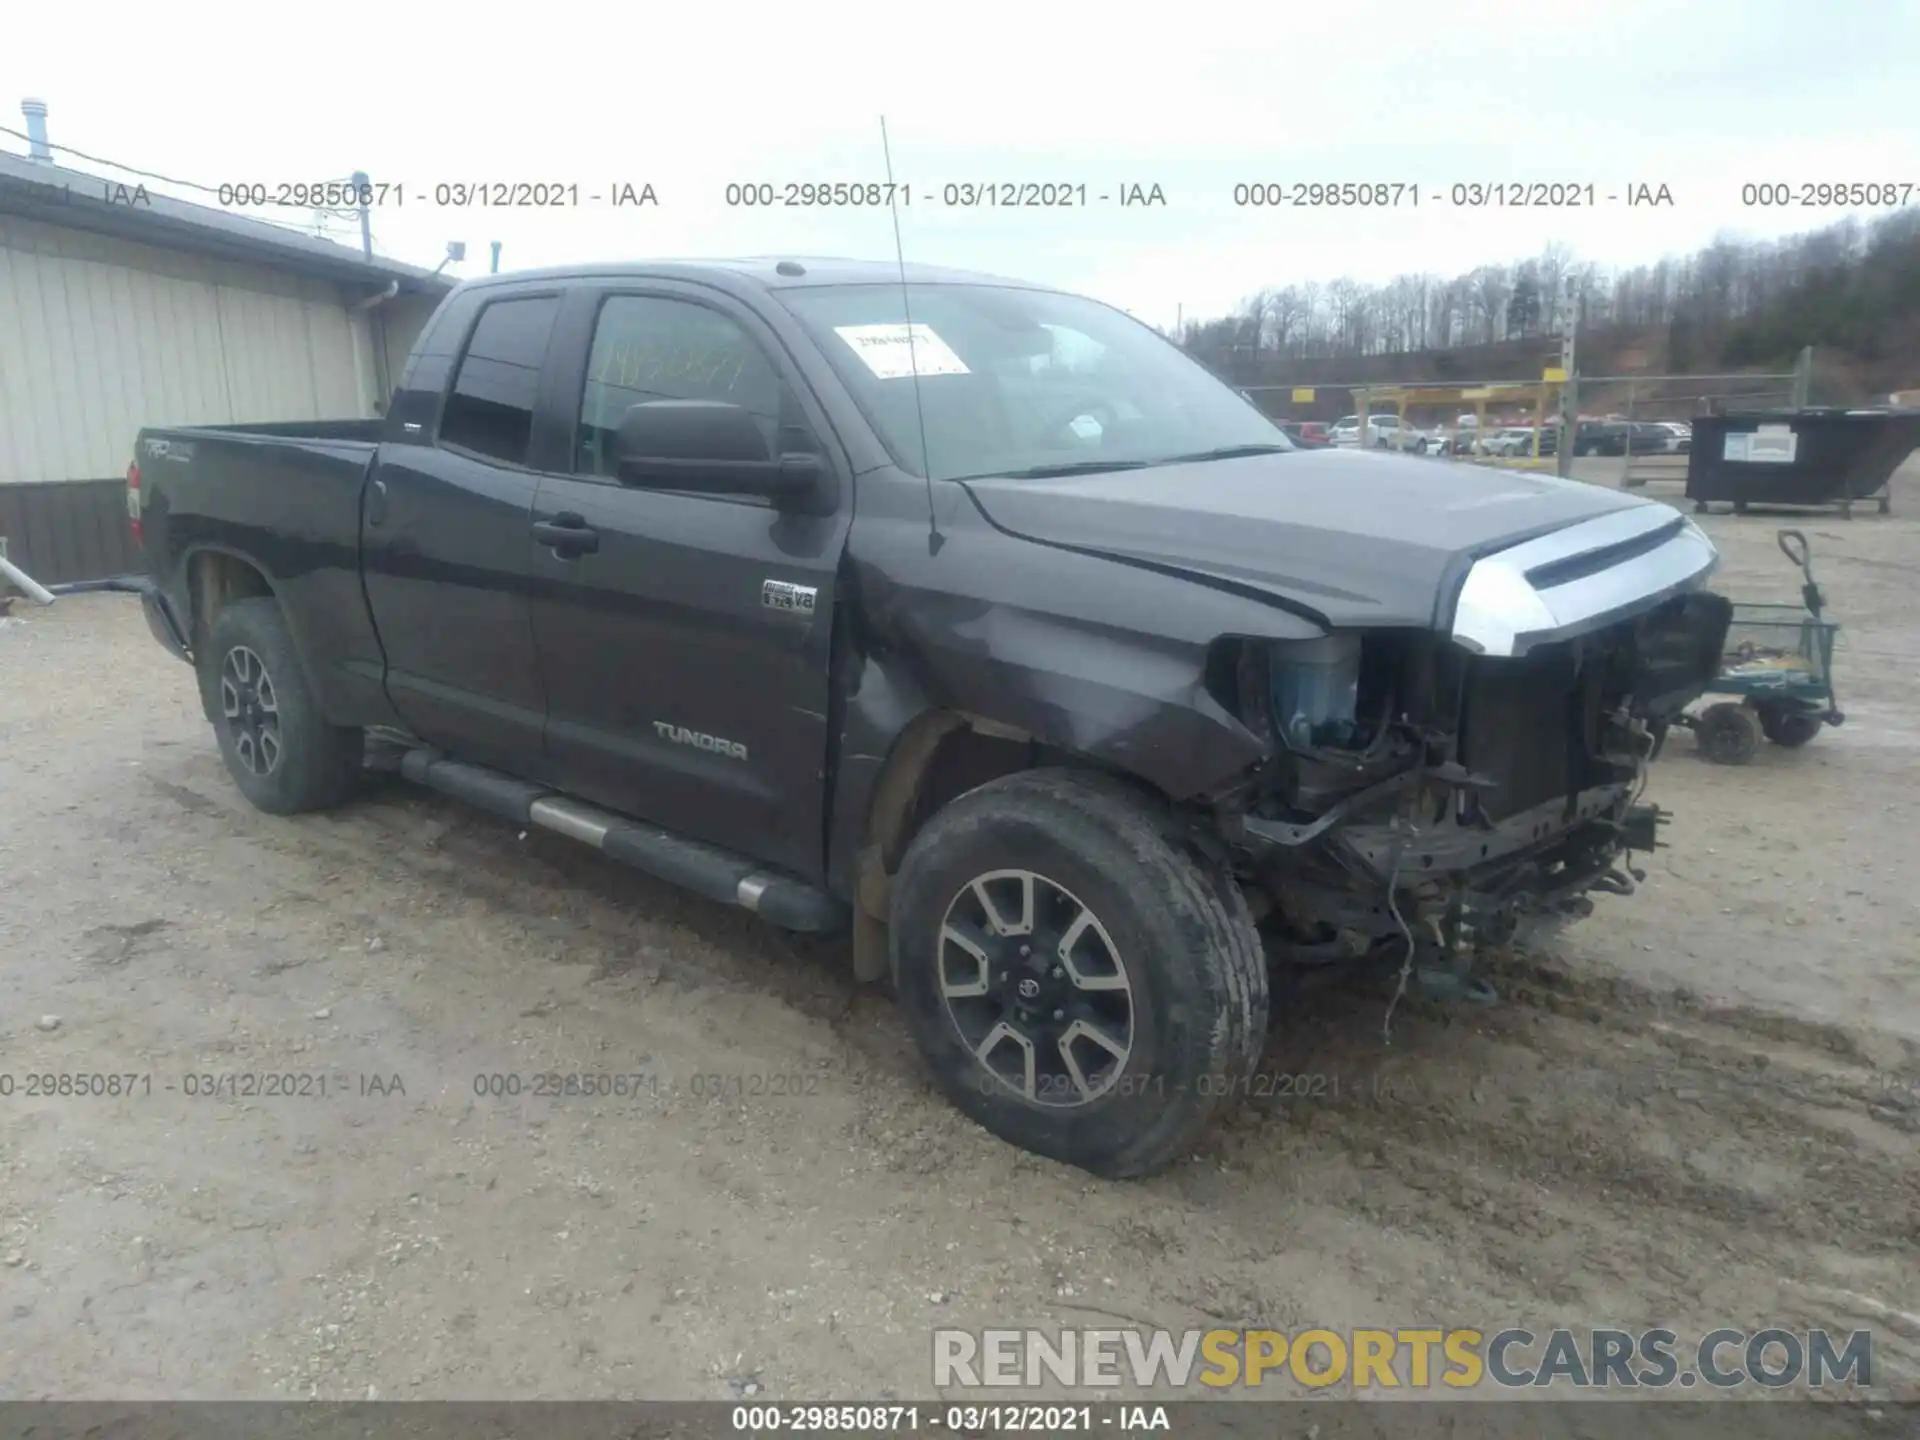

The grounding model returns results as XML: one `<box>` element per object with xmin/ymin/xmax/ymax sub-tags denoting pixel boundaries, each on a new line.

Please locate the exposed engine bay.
<box><xmin>1212</xmin><ymin>584</ymin><xmax>1733</xmax><ymax>988</ymax></box>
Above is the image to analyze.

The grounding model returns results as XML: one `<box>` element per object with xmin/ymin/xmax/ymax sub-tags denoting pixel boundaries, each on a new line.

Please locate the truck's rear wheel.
<box><xmin>889</xmin><ymin>769</ymin><xmax>1268</xmax><ymax>1179</ymax></box>
<box><xmin>203</xmin><ymin>598</ymin><xmax>362</xmax><ymax>814</ymax></box>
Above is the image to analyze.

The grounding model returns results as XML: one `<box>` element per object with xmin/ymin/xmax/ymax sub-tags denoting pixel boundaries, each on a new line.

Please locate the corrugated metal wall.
<box><xmin>0</xmin><ymin>479</ymin><xmax>135</xmax><ymax>587</ymax></box>
<box><xmin>0</xmin><ymin>215</ymin><xmax>438</xmax><ymax>583</ymax></box>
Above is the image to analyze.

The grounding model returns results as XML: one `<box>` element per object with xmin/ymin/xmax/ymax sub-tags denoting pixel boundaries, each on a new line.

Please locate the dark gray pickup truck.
<box><xmin>130</xmin><ymin>258</ymin><xmax>1729</xmax><ymax>1176</ymax></box>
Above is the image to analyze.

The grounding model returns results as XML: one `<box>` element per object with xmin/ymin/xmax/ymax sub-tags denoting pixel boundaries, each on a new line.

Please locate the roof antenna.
<box><xmin>879</xmin><ymin>116</ymin><xmax>943</xmax><ymax>555</ymax></box>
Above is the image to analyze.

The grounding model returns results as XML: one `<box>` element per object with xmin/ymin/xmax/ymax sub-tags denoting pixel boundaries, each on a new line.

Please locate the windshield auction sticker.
<box><xmin>834</xmin><ymin>323</ymin><xmax>972</xmax><ymax>379</ymax></box>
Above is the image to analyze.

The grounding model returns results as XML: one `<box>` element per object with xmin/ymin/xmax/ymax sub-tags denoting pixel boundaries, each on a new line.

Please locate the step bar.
<box><xmin>397</xmin><ymin>749</ymin><xmax>845</xmax><ymax>933</ymax></box>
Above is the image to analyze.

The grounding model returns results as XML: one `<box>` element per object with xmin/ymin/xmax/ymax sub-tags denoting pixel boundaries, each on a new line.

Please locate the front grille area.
<box><xmin>1630</xmin><ymin>590</ymin><xmax>1734</xmax><ymax>718</ymax></box>
<box><xmin>1458</xmin><ymin>649</ymin><xmax>1585</xmax><ymax>823</ymax></box>
<box><xmin>1457</xmin><ymin>589</ymin><xmax>1726</xmax><ymax>824</ymax></box>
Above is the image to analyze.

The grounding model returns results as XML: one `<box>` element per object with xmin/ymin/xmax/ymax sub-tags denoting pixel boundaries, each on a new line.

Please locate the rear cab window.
<box><xmin>437</xmin><ymin>295</ymin><xmax>563</xmax><ymax>466</ymax></box>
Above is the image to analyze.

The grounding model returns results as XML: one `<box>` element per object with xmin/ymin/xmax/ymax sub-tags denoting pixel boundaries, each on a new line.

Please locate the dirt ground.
<box><xmin>3</xmin><ymin>461</ymin><xmax>1918</xmax><ymax>1411</ymax></box>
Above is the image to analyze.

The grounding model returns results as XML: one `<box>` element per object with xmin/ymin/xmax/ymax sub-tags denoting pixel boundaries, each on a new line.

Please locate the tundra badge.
<box><xmin>653</xmin><ymin>722</ymin><xmax>748</xmax><ymax>762</ymax></box>
<box><xmin>761</xmin><ymin>579</ymin><xmax>817</xmax><ymax>615</ymax></box>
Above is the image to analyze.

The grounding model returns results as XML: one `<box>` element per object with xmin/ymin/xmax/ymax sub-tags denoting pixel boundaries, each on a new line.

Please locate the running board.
<box><xmin>397</xmin><ymin>750</ymin><xmax>845</xmax><ymax>933</ymax></box>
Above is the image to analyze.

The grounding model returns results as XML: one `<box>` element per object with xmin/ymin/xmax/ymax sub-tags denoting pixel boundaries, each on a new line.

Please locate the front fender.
<box><xmin>829</xmin><ymin>490</ymin><xmax>1325</xmax><ymax>897</ymax></box>
<box><xmin>887</xmin><ymin>591</ymin><xmax>1267</xmax><ymax>794</ymax></box>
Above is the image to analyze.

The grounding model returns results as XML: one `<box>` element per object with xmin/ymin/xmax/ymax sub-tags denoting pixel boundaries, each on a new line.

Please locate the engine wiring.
<box><xmin>1379</xmin><ymin>716</ymin><xmax>1441</xmax><ymax>1045</ymax></box>
<box><xmin>1379</xmin><ymin>828</ymin><xmax>1417</xmax><ymax>1045</ymax></box>
<box><xmin>1630</xmin><ymin>717</ymin><xmax>1654</xmax><ymax>812</ymax></box>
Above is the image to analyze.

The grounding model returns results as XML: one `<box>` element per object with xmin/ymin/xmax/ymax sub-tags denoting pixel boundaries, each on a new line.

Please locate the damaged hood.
<box><xmin>960</xmin><ymin>448</ymin><xmax>1654</xmax><ymax>629</ymax></box>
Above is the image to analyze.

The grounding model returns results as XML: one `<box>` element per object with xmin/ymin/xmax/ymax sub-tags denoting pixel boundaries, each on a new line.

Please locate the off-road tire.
<box><xmin>889</xmin><ymin>768</ymin><xmax>1268</xmax><ymax>1179</ymax></box>
<box><xmin>202</xmin><ymin>598</ymin><xmax>362</xmax><ymax>814</ymax></box>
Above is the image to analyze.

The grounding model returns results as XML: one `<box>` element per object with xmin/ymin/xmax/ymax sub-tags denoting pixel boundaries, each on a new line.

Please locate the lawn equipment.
<box><xmin>1679</xmin><ymin>529</ymin><xmax>1843</xmax><ymax>765</ymax></box>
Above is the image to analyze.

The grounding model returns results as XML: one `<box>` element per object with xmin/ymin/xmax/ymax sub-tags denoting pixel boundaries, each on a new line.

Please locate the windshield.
<box><xmin>778</xmin><ymin>282</ymin><xmax>1292</xmax><ymax>480</ymax></box>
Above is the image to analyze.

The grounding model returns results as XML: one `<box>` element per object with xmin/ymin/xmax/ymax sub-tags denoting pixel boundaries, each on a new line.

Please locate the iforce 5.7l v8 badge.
<box><xmin>761</xmin><ymin>579</ymin><xmax>818</xmax><ymax>615</ymax></box>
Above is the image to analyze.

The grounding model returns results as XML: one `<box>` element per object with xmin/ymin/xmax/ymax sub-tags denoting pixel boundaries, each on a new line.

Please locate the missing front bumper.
<box><xmin>1243</xmin><ymin>790</ymin><xmax>1663</xmax><ymax>958</ymax></box>
<box><xmin>1331</xmin><ymin>783</ymin><xmax>1640</xmax><ymax>884</ymax></box>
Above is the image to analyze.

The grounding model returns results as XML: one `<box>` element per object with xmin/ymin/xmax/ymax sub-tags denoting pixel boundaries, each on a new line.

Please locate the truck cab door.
<box><xmin>360</xmin><ymin>291</ymin><xmax>561</xmax><ymax>777</ymax></box>
<box><xmin>524</xmin><ymin>284</ymin><xmax>851</xmax><ymax>882</ymax></box>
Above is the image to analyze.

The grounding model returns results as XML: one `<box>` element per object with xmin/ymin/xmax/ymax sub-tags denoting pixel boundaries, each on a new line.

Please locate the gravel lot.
<box><xmin>2</xmin><ymin>464</ymin><xmax>1917</xmax><ymax>1413</ymax></box>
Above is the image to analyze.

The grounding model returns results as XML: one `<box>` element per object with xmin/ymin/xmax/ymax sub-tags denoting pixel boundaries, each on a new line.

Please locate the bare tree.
<box><xmin>1325</xmin><ymin>278</ymin><xmax>1362</xmax><ymax>353</ymax></box>
<box><xmin>1267</xmin><ymin>286</ymin><xmax>1308</xmax><ymax>355</ymax></box>
<box><xmin>1470</xmin><ymin>266</ymin><xmax>1511</xmax><ymax>345</ymax></box>
<box><xmin>1408</xmin><ymin>273</ymin><xmax>1437</xmax><ymax>349</ymax></box>
<box><xmin>1239</xmin><ymin>289</ymin><xmax>1273</xmax><ymax>359</ymax></box>
<box><xmin>1536</xmin><ymin>243</ymin><xmax>1573</xmax><ymax>332</ymax></box>
<box><xmin>1295</xmin><ymin>281</ymin><xmax>1324</xmax><ymax>356</ymax></box>
<box><xmin>1174</xmin><ymin>207</ymin><xmax>1920</xmax><ymax>400</ymax></box>
<box><xmin>1508</xmin><ymin>261</ymin><xmax>1543</xmax><ymax>338</ymax></box>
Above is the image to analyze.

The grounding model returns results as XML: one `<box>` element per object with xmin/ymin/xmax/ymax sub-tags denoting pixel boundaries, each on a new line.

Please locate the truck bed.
<box><xmin>136</xmin><ymin>422</ymin><xmax>389</xmax><ymax>728</ymax></box>
<box><xmin>164</xmin><ymin>418</ymin><xmax>388</xmax><ymax>444</ymax></box>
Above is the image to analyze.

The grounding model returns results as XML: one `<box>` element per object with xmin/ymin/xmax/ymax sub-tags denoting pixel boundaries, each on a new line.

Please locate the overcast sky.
<box><xmin>5</xmin><ymin>0</ymin><xmax>1917</xmax><ymax>329</ymax></box>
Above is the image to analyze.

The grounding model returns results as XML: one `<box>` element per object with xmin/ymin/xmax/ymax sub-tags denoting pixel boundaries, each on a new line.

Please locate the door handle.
<box><xmin>532</xmin><ymin>513</ymin><xmax>599</xmax><ymax>556</ymax></box>
<box><xmin>366</xmin><ymin>478</ymin><xmax>389</xmax><ymax>528</ymax></box>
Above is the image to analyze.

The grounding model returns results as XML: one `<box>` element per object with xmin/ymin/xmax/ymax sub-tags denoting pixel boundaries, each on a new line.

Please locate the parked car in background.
<box><xmin>1481</xmin><ymin>426</ymin><xmax>1559</xmax><ymax>458</ymax></box>
<box><xmin>1385</xmin><ymin>423</ymin><xmax>1445</xmax><ymax>455</ymax></box>
<box><xmin>1628</xmin><ymin>421</ymin><xmax>1679</xmax><ymax>454</ymax></box>
<box><xmin>1572</xmin><ymin>420</ymin><xmax>1629</xmax><ymax>456</ymax></box>
<box><xmin>1658</xmin><ymin>421</ymin><xmax>1693</xmax><ymax>453</ymax></box>
<box><xmin>1484</xmin><ymin>427</ymin><xmax>1535</xmax><ymax>457</ymax></box>
<box><xmin>1277</xmin><ymin>420</ymin><xmax>1332</xmax><ymax>448</ymax></box>
<box><xmin>1329</xmin><ymin>413</ymin><xmax>1403</xmax><ymax>448</ymax></box>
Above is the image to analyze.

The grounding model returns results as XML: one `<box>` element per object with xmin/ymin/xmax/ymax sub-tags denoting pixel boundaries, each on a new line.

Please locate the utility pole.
<box><xmin>490</xmin><ymin>241</ymin><xmax>502</xmax><ymax>275</ymax></box>
<box><xmin>1556</xmin><ymin>276</ymin><xmax>1580</xmax><ymax>479</ymax></box>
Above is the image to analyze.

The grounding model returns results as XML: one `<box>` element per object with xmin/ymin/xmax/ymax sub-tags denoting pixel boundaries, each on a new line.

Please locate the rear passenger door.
<box><xmin>524</xmin><ymin>283</ymin><xmax>851</xmax><ymax>880</ymax></box>
<box><xmin>360</xmin><ymin>291</ymin><xmax>561</xmax><ymax>776</ymax></box>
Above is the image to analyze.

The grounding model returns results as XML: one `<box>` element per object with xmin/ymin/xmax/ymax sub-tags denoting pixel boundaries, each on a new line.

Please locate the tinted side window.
<box><xmin>438</xmin><ymin>296</ymin><xmax>561</xmax><ymax>465</ymax></box>
<box><xmin>575</xmin><ymin>295</ymin><xmax>808</xmax><ymax>478</ymax></box>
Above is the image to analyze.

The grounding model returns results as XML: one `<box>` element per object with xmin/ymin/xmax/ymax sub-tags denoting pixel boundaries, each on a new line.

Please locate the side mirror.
<box><xmin>613</xmin><ymin>400</ymin><xmax>824</xmax><ymax>505</ymax></box>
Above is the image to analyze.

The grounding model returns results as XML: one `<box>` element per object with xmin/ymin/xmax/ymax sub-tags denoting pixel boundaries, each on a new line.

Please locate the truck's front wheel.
<box><xmin>889</xmin><ymin>770</ymin><xmax>1268</xmax><ymax>1178</ymax></box>
<box><xmin>203</xmin><ymin>598</ymin><xmax>363</xmax><ymax>815</ymax></box>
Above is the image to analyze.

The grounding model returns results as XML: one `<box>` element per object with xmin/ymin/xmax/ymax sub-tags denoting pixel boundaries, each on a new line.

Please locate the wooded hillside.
<box><xmin>1180</xmin><ymin>207</ymin><xmax>1920</xmax><ymax>412</ymax></box>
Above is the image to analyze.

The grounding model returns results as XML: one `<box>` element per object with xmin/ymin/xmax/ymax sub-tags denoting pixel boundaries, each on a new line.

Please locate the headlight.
<box><xmin>1267</xmin><ymin>635</ymin><xmax>1362</xmax><ymax>749</ymax></box>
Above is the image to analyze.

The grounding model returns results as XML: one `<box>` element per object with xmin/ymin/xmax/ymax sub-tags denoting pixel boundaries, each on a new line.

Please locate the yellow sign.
<box><xmin>1543</xmin><ymin>367</ymin><xmax>1568</xmax><ymax>383</ymax></box>
<box><xmin>1292</xmin><ymin>388</ymin><xmax>1315</xmax><ymax>403</ymax></box>
<box><xmin>1460</xmin><ymin>387</ymin><xmax>1494</xmax><ymax>400</ymax></box>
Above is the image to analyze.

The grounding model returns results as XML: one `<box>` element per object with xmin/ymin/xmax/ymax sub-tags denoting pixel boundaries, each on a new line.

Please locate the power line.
<box><xmin>0</xmin><ymin>121</ymin><xmax>363</xmax><ymax>215</ymax></box>
<box><xmin>1</xmin><ymin>121</ymin><xmax>248</xmax><ymax>198</ymax></box>
<box><xmin>0</xmin><ymin>121</ymin><xmax>388</xmax><ymax>254</ymax></box>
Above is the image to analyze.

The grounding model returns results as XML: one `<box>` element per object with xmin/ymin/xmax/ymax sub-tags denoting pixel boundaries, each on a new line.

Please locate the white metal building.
<box><xmin>0</xmin><ymin>123</ymin><xmax>453</xmax><ymax>584</ymax></box>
